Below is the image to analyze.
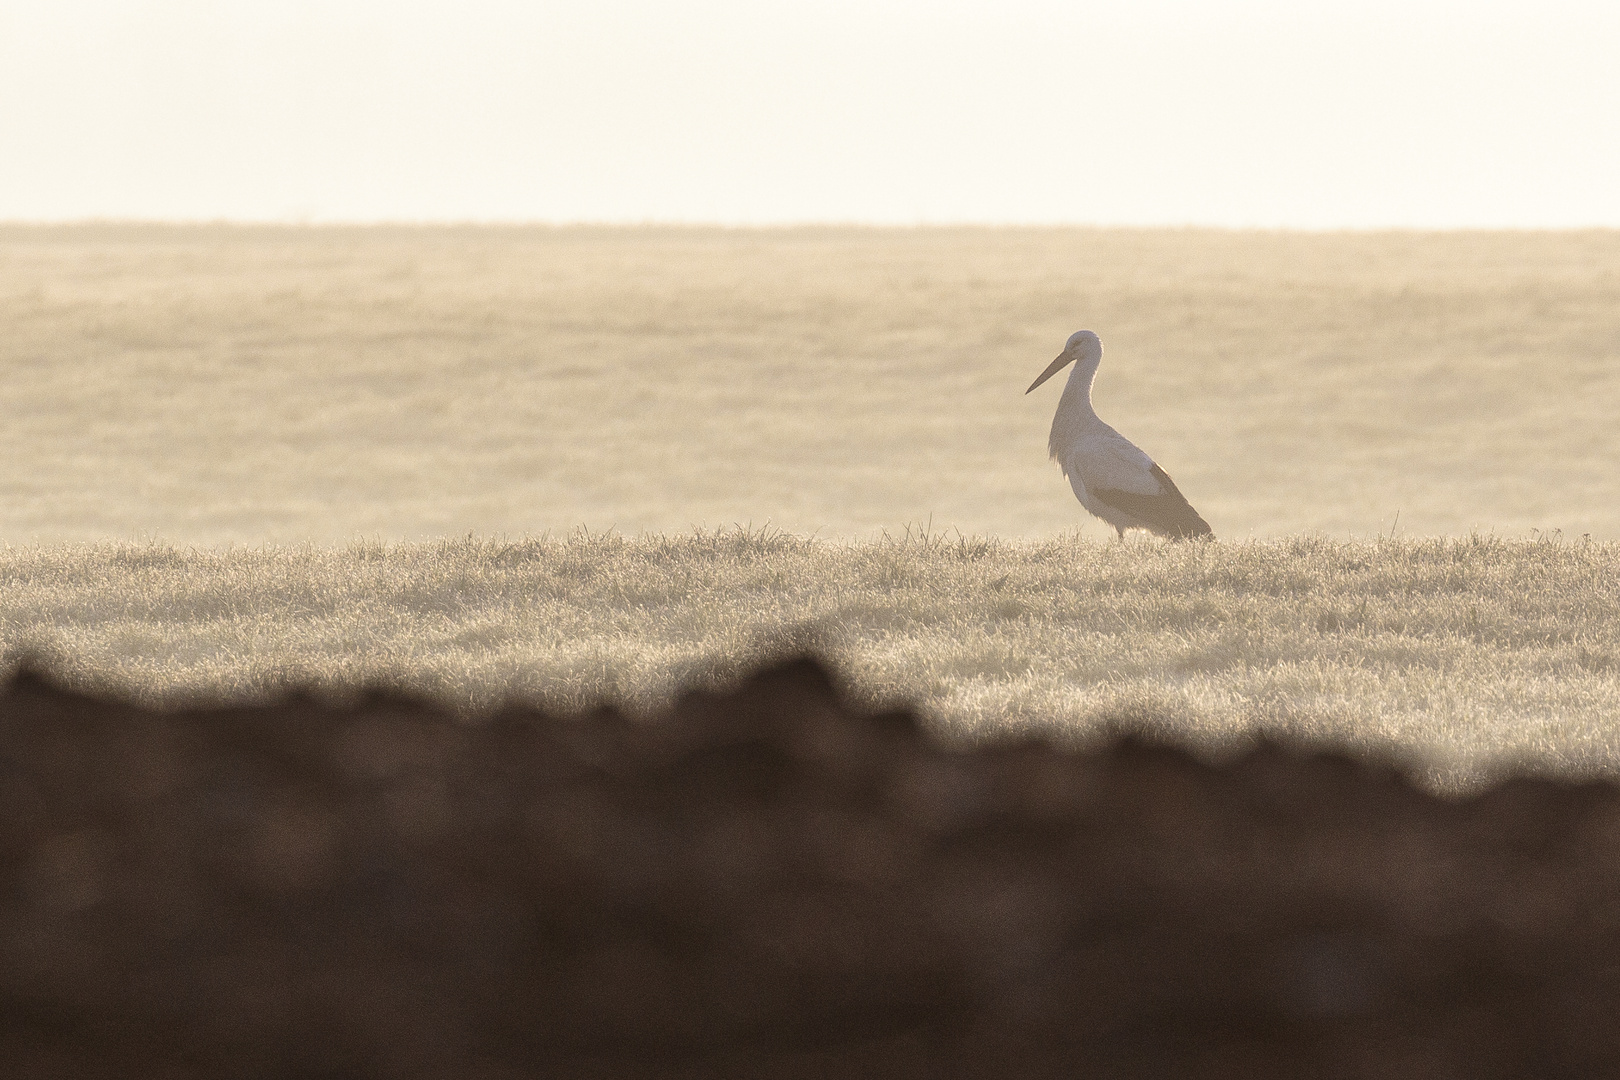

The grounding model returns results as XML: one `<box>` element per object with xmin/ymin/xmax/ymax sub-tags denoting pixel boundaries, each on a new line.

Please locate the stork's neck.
<box><xmin>1048</xmin><ymin>354</ymin><xmax>1103</xmax><ymax>461</ymax></box>
<box><xmin>1059</xmin><ymin>355</ymin><xmax>1100</xmax><ymax>420</ymax></box>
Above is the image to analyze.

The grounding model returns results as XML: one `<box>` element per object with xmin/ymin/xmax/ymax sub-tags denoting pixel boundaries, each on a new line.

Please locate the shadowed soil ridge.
<box><xmin>3</xmin><ymin>657</ymin><xmax>1618</xmax><ymax>1078</ymax></box>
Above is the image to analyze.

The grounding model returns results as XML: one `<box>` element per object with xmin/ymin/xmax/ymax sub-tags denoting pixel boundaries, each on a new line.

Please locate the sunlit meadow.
<box><xmin>4</xmin><ymin>225</ymin><xmax>1619</xmax><ymax>542</ymax></box>
<box><xmin>4</xmin><ymin>226</ymin><xmax>1619</xmax><ymax>790</ymax></box>
<box><xmin>4</xmin><ymin>531</ymin><xmax>1619</xmax><ymax>793</ymax></box>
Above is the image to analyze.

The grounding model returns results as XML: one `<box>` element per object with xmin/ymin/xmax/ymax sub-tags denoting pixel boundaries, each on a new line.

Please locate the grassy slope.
<box><xmin>4</xmin><ymin>532</ymin><xmax>1618</xmax><ymax>791</ymax></box>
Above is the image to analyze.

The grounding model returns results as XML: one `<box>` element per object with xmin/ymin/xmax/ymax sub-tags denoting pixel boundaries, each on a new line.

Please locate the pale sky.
<box><xmin>2</xmin><ymin>0</ymin><xmax>1617</xmax><ymax>226</ymax></box>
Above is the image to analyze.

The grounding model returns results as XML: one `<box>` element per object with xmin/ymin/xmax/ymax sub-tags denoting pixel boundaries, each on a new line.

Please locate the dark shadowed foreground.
<box><xmin>3</xmin><ymin>658</ymin><xmax>1619</xmax><ymax>1079</ymax></box>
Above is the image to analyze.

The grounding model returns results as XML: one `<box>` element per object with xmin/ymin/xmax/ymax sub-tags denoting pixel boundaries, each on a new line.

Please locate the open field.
<box><xmin>3</xmin><ymin>225</ymin><xmax>1620</xmax><ymax>542</ymax></box>
<box><xmin>5</xmin><ymin>227</ymin><xmax>1618</xmax><ymax>789</ymax></box>
<box><xmin>5</xmin><ymin>533</ymin><xmax>1619</xmax><ymax>792</ymax></box>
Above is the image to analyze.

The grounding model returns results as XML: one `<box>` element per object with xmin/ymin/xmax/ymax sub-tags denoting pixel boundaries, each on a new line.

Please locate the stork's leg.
<box><xmin>1115</xmin><ymin>525</ymin><xmax>1126</xmax><ymax>542</ymax></box>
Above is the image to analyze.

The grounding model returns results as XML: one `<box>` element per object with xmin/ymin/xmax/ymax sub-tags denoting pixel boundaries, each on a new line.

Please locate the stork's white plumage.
<box><xmin>1026</xmin><ymin>330</ymin><xmax>1213</xmax><ymax>541</ymax></box>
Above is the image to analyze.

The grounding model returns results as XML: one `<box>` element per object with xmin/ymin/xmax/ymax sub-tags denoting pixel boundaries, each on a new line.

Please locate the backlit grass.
<box><xmin>5</xmin><ymin>530</ymin><xmax>1618</xmax><ymax>792</ymax></box>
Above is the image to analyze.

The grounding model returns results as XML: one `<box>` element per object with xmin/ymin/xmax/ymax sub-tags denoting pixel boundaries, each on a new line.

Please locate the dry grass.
<box><xmin>5</xmin><ymin>532</ymin><xmax>1619</xmax><ymax>792</ymax></box>
<box><xmin>4</xmin><ymin>225</ymin><xmax>1619</xmax><ymax>542</ymax></box>
<box><xmin>6</xmin><ymin>227</ymin><xmax>1619</xmax><ymax>789</ymax></box>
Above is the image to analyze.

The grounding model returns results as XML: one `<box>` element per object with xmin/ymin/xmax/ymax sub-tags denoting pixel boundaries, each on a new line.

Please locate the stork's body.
<box><xmin>1027</xmin><ymin>331</ymin><xmax>1213</xmax><ymax>541</ymax></box>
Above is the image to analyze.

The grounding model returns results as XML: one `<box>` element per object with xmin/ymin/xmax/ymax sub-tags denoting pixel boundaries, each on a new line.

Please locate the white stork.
<box><xmin>1027</xmin><ymin>330</ymin><xmax>1213</xmax><ymax>541</ymax></box>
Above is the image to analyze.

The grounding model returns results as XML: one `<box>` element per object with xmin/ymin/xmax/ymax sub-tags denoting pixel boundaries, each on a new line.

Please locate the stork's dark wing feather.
<box><xmin>1091</xmin><ymin>464</ymin><xmax>1214</xmax><ymax>540</ymax></box>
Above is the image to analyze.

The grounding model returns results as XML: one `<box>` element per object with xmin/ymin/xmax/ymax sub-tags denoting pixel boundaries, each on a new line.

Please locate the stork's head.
<box><xmin>1025</xmin><ymin>330</ymin><xmax>1102</xmax><ymax>394</ymax></box>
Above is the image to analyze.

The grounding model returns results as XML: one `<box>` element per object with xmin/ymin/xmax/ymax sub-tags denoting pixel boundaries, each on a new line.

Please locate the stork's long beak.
<box><xmin>1025</xmin><ymin>350</ymin><xmax>1075</xmax><ymax>394</ymax></box>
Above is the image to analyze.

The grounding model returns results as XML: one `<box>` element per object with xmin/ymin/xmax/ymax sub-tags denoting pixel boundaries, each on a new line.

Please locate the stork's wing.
<box><xmin>1091</xmin><ymin>464</ymin><xmax>1214</xmax><ymax>540</ymax></box>
<box><xmin>1066</xmin><ymin>432</ymin><xmax>1161</xmax><ymax>495</ymax></box>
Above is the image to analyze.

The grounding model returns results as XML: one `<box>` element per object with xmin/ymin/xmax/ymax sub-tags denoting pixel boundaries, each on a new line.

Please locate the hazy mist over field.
<box><xmin>4</xmin><ymin>225</ymin><xmax>1619</xmax><ymax>543</ymax></box>
<box><xmin>5</xmin><ymin>4</ymin><xmax>1618</xmax><ymax>545</ymax></box>
<box><xmin>4</xmin><ymin>4</ymin><xmax>1620</xmax><ymax>781</ymax></box>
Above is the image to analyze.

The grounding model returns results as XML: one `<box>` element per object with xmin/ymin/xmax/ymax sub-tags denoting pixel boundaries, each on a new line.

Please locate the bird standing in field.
<box><xmin>1026</xmin><ymin>330</ymin><xmax>1213</xmax><ymax>541</ymax></box>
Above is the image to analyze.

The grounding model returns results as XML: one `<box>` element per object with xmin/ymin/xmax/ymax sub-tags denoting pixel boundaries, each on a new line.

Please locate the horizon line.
<box><xmin>4</xmin><ymin>218</ymin><xmax>1619</xmax><ymax>234</ymax></box>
